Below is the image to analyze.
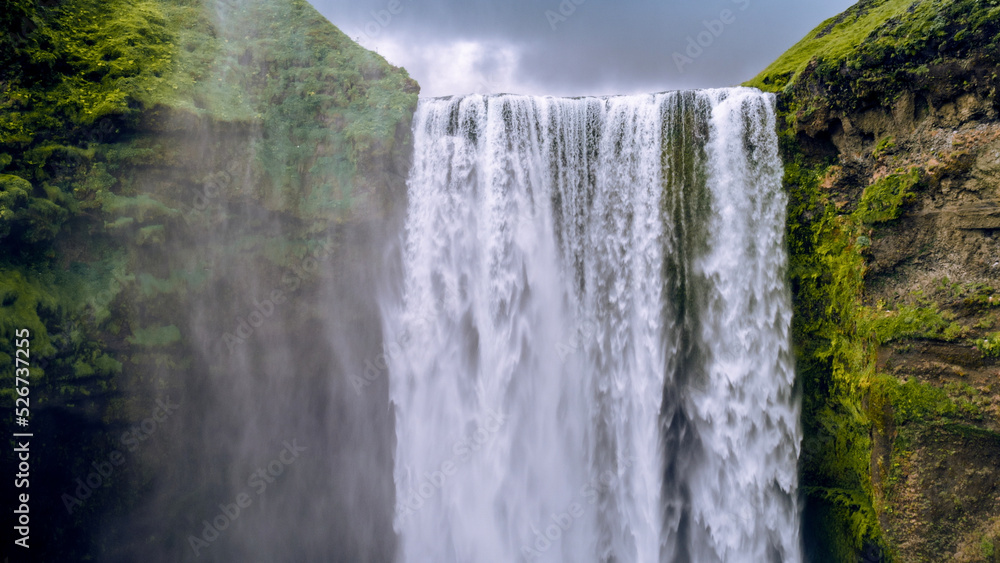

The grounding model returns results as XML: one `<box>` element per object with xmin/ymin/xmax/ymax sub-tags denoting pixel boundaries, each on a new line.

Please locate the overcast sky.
<box><xmin>314</xmin><ymin>0</ymin><xmax>857</xmax><ymax>98</ymax></box>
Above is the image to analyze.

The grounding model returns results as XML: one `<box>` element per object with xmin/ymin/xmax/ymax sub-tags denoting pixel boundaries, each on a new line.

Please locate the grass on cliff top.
<box><xmin>746</xmin><ymin>0</ymin><xmax>918</xmax><ymax>92</ymax></box>
<box><xmin>747</xmin><ymin>0</ymin><xmax>1000</xmax><ymax>94</ymax></box>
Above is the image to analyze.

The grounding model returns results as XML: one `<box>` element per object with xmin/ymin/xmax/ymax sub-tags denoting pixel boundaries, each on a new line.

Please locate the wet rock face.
<box><xmin>783</xmin><ymin>40</ymin><xmax>1000</xmax><ymax>563</ymax></box>
<box><xmin>747</xmin><ymin>1</ymin><xmax>1000</xmax><ymax>558</ymax></box>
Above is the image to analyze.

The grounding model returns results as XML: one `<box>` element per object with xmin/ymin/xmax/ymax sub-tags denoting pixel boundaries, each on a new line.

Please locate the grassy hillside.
<box><xmin>748</xmin><ymin>0</ymin><xmax>919</xmax><ymax>92</ymax></box>
<box><xmin>1</xmin><ymin>0</ymin><xmax>417</xmax><ymax>558</ymax></box>
<box><xmin>748</xmin><ymin>0</ymin><xmax>1000</xmax><ymax>97</ymax></box>
<box><xmin>1</xmin><ymin>0</ymin><xmax>417</xmax><ymax>409</ymax></box>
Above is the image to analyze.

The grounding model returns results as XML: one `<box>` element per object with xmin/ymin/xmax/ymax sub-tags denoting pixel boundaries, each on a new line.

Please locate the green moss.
<box><xmin>135</xmin><ymin>269</ymin><xmax>210</xmax><ymax>299</ymax></box>
<box><xmin>854</xmin><ymin>169</ymin><xmax>921</xmax><ymax>225</ymax></box>
<box><xmin>4</xmin><ymin>0</ymin><xmax>419</xmax><ymax>241</ymax></box>
<box><xmin>961</xmin><ymin>283</ymin><xmax>999</xmax><ymax>309</ymax></box>
<box><xmin>782</xmin><ymin>130</ymin><xmax>884</xmax><ymax>556</ymax></box>
<box><xmin>225</xmin><ymin>0</ymin><xmax>418</xmax><ymax>217</ymax></box>
<box><xmin>0</xmin><ymin>269</ymin><xmax>57</xmax><ymax>365</ymax></box>
<box><xmin>883</xmin><ymin>376</ymin><xmax>958</xmax><ymax>424</ymax></box>
<box><xmin>104</xmin><ymin>216</ymin><xmax>135</xmax><ymax>232</ymax></box>
<box><xmin>785</xmin><ymin>145</ymin><xmax>962</xmax><ymax>559</ymax></box>
<box><xmin>864</xmin><ymin>304</ymin><xmax>965</xmax><ymax>344</ymax></box>
<box><xmin>974</xmin><ymin>332</ymin><xmax>1000</xmax><ymax>358</ymax></box>
<box><xmin>0</xmin><ymin>172</ymin><xmax>70</xmax><ymax>245</ymax></box>
<box><xmin>98</xmin><ymin>192</ymin><xmax>179</xmax><ymax>224</ymax></box>
<box><xmin>779</xmin><ymin>122</ymin><xmax>961</xmax><ymax>558</ymax></box>
<box><xmin>872</xmin><ymin>135</ymin><xmax>896</xmax><ymax>159</ymax></box>
<box><xmin>0</xmin><ymin>0</ymin><xmax>181</xmax><ymax>261</ymax></box>
<box><xmin>0</xmin><ymin>256</ymin><xmax>129</xmax><ymax>405</ymax></box>
<box><xmin>126</xmin><ymin>324</ymin><xmax>181</xmax><ymax>347</ymax></box>
<box><xmin>4</xmin><ymin>0</ymin><xmax>175</xmax><ymax>138</ymax></box>
<box><xmin>982</xmin><ymin>536</ymin><xmax>996</xmax><ymax>559</ymax></box>
<box><xmin>72</xmin><ymin>351</ymin><xmax>122</xmax><ymax>379</ymax></box>
<box><xmin>136</xmin><ymin>224</ymin><xmax>165</xmax><ymax>245</ymax></box>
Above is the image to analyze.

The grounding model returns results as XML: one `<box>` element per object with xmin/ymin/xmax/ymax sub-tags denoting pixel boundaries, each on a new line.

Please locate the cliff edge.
<box><xmin>747</xmin><ymin>1</ymin><xmax>1000</xmax><ymax>560</ymax></box>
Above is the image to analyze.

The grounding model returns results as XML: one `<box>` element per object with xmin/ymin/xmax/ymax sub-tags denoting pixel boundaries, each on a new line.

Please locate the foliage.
<box><xmin>0</xmin><ymin>264</ymin><xmax>125</xmax><ymax>401</ymax></box>
<box><xmin>782</xmin><ymin>126</ymin><xmax>946</xmax><ymax>558</ymax></box>
<box><xmin>0</xmin><ymin>172</ymin><xmax>70</xmax><ymax>244</ymax></box>
<box><xmin>961</xmin><ymin>283</ymin><xmax>999</xmax><ymax>309</ymax></box>
<box><xmin>975</xmin><ymin>332</ymin><xmax>1000</xmax><ymax>358</ymax></box>
<box><xmin>1</xmin><ymin>0</ymin><xmax>420</xmax><ymax>250</ymax></box>
<box><xmin>774</xmin><ymin>8</ymin><xmax>1000</xmax><ymax>559</ymax></box>
<box><xmin>880</xmin><ymin>376</ymin><xmax>958</xmax><ymax>424</ymax></box>
<box><xmin>1</xmin><ymin>0</ymin><xmax>173</xmax><ymax>260</ymax></box>
<box><xmin>226</xmin><ymin>0</ymin><xmax>419</xmax><ymax>217</ymax></box>
<box><xmin>2</xmin><ymin>0</ymin><xmax>174</xmax><ymax>143</ymax></box>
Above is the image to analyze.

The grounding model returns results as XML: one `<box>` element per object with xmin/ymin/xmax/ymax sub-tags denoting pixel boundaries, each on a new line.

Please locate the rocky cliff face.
<box><xmin>748</xmin><ymin>0</ymin><xmax>1000</xmax><ymax>560</ymax></box>
<box><xmin>1</xmin><ymin>0</ymin><xmax>416</xmax><ymax>559</ymax></box>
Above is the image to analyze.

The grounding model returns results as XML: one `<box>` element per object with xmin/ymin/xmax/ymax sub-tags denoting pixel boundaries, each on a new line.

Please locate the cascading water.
<box><xmin>384</xmin><ymin>88</ymin><xmax>801</xmax><ymax>563</ymax></box>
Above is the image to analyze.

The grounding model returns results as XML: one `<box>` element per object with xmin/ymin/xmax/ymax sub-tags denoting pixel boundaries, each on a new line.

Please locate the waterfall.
<box><xmin>384</xmin><ymin>88</ymin><xmax>801</xmax><ymax>563</ymax></box>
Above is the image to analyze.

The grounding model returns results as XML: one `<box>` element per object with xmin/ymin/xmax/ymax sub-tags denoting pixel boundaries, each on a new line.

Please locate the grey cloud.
<box><xmin>315</xmin><ymin>0</ymin><xmax>857</xmax><ymax>97</ymax></box>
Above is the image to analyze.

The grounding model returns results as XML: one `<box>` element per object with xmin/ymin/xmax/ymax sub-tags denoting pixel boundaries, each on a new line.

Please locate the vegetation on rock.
<box><xmin>750</xmin><ymin>0</ymin><xmax>1000</xmax><ymax>560</ymax></box>
<box><xmin>1</xmin><ymin>0</ymin><xmax>416</xmax><ymax>558</ymax></box>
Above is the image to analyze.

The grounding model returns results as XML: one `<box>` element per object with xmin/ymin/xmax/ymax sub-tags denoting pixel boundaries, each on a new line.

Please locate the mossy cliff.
<box><xmin>1</xmin><ymin>0</ymin><xmax>416</xmax><ymax>559</ymax></box>
<box><xmin>747</xmin><ymin>0</ymin><xmax>1000</xmax><ymax>560</ymax></box>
